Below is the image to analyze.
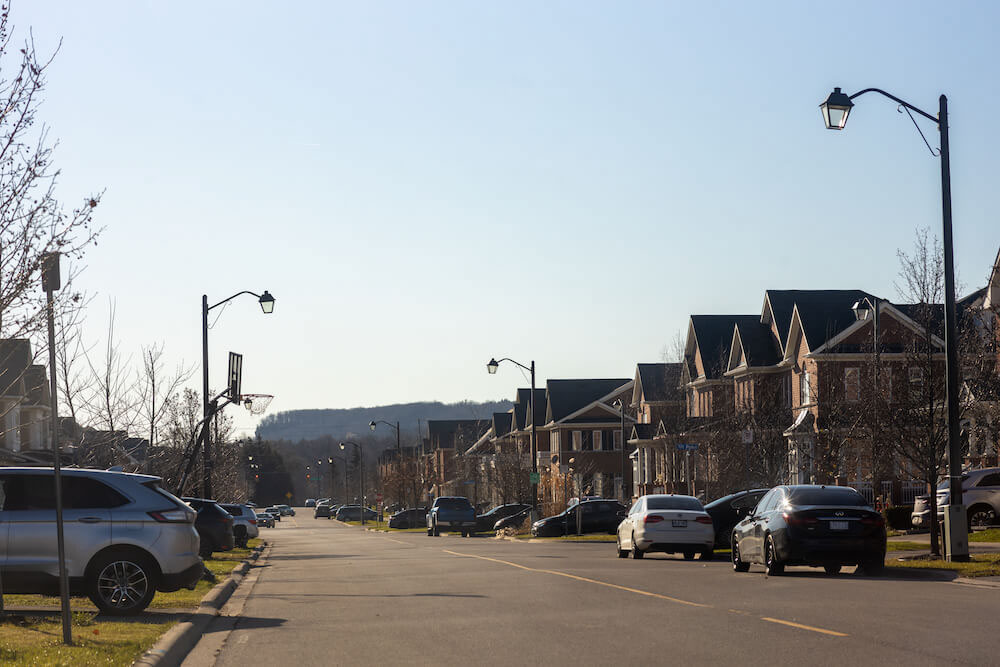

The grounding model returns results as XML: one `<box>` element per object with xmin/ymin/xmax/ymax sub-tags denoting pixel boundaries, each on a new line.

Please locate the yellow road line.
<box><xmin>442</xmin><ymin>550</ymin><xmax>709</xmax><ymax>608</ymax></box>
<box><xmin>443</xmin><ymin>550</ymin><xmax>848</xmax><ymax>638</ymax></box>
<box><xmin>761</xmin><ymin>617</ymin><xmax>848</xmax><ymax>637</ymax></box>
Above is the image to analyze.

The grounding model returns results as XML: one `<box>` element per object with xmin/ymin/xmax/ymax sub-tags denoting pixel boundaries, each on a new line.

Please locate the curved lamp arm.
<box><xmin>848</xmin><ymin>88</ymin><xmax>938</xmax><ymax>124</ymax></box>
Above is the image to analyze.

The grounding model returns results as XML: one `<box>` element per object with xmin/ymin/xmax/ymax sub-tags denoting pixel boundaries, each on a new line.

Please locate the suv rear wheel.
<box><xmin>87</xmin><ymin>550</ymin><xmax>158</xmax><ymax>616</ymax></box>
<box><xmin>968</xmin><ymin>505</ymin><xmax>996</xmax><ymax>528</ymax></box>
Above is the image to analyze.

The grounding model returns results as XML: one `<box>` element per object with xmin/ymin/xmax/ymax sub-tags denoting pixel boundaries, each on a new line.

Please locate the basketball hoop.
<box><xmin>241</xmin><ymin>394</ymin><xmax>274</xmax><ymax>416</ymax></box>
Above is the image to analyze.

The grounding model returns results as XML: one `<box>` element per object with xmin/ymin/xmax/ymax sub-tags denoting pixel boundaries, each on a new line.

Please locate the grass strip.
<box><xmin>887</xmin><ymin>553</ymin><xmax>1000</xmax><ymax>577</ymax></box>
<box><xmin>969</xmin><ymin>528</ymin><xmax>1000</xmax><ymax>543</ymax></box>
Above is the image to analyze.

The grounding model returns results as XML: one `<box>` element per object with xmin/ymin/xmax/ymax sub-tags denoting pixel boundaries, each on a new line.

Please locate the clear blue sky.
<box><xmin>16</xmin><ymin>1</ymin><xmax>1000</xmax><ymax>436</ymax></box>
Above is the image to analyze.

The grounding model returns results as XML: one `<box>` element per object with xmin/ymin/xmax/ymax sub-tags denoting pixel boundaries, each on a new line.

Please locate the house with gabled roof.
<box><xmin>0</xmin><ymin>339</ymin><xmax>54</xmax><ymax>463</ymax></box>
<box><xmin>538</xmin><ymin>378</ymin><xmax>632</xmax><ymax>512</ymax></box>
<box><xmin>628</xmin><ymin>363</ymin><xmax>684</xmax><ymax>497</ymax></box>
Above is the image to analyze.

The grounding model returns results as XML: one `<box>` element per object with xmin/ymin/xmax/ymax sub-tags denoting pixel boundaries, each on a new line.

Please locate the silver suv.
<box><xmin>0</xmin><ymin>467</ymin><xmax>202</xmax><ymax>615</ymax></box>
<box><xmin>912</xmin><ymin>468</ymin><xmax>1000</xmax><ymax>529</ymax></box>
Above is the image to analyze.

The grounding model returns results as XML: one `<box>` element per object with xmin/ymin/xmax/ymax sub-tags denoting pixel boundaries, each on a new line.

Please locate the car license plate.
<box><xmin>830</xmin><ymin>521</ymin><xmax>849</xmax><ymax>530</ymax></box>
<box><xmin>672</xmin><ymin>520</ymin><xmax>687</xmax><ymax>528</ymax></box>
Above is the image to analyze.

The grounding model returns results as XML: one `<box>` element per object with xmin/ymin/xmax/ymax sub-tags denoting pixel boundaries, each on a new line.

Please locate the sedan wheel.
<box><xmin>616</xmin><ymin>536</ymin><xmax>628</xmax><ymax>558</ymax></box>
<box><xmin>631</xmin><ymin>533</ymin><xmax>644</xmax><ymax>559</ymax></box>
<box><xmin>824</xmin><ymin>564</ymin><xmax>842</xmax><ymax>575</ymax></box>
<box><xmin>683</xmin><ymin>550</ymin><xmax>695</xmax><ymax>561</ymax></box>
<box><xmin>764</xmin><ymin>536</ymin><xmax>784</xmax><ymax>576</ymax></box>
<box><xmin>732</xmin><ymin>539</ymin><xmax>750</xmax><ymax>572</ymax></box>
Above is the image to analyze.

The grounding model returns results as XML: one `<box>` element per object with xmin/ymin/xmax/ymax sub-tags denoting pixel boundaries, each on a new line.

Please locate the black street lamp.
<box><xmin>852</xmin><ymin>296</ymin><xmax>883</xmax><ymax>502</ymax></box>
<box><xmin>201</xmin><ymin>289</ymin><xmax>275</xmax><ymax>498</ymax></box>
<box><xmin>488</xmin><ymin>357</ymin><xmax>538</xmax><ymax>518</ymax></box>
<box><xmin>821</xmin><ymin>86</ymin><xmax>966</xmax><ymax>561</ymax></box>
<box><xmin>370</xmin><ymin>419</ymin><xmax>401</xmax><ymax>454</ymax></box>
<box><xmin>340</xmin><ymin>441</ymin><xmax>365</xmax><ymax>524</ymax></box>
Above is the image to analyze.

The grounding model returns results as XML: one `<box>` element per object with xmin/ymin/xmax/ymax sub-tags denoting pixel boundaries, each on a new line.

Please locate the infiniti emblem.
<box><xmin>835</xmin><ymin>511</ymin><xmax>845</xmax><ymax>517</ymax></box>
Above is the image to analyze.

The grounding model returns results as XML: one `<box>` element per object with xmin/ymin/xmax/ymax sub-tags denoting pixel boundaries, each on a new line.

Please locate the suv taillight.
<box><xmin>644</xmin><ymin>515</ymin><xmax>664</xmax><ymax>524</ymax></box>
<box><xmin>149</xmin><ymin>508</ymin><xmax>195</xmax><ymax>523</ymax></box>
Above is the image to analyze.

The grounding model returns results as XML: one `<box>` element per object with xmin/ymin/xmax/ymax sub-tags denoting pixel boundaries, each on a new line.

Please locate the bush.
<box><xmin>884</xmin><ymin>505</ymin><xmax>913</xmax><ymax>531</ymax></box>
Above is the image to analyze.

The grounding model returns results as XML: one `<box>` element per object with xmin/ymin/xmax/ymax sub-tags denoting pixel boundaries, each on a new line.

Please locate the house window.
<box><xmin>593</xmin><ymin>430</ymin><xmax>602</xmax><ymax>451</ymax></box>
<box><xmin>909</xmin><ymin>367</ymin><xmax>924</xmax><ymax>401</ymax></box>
<box><xmin>782</xmin><ymin>374</ymin><xmax>792</xmax><ymax>407</ymax></box>
<box><xmin>614</xmin><ymin>430</ymin><xmax>623</xmax><ymax>450</ymax></box>
<box><xmin>799</xmin><ymin>371</ymin><xmax>811</xmax><ymax>405</ymax></box>
<box><xmin>844</xmin><ymin>367</ymin><xmax>860</xmax><ymax>402</ymax></box>
<box><xmin>551</xmin><ymin>431</ymin><xmax>560</xmax><ymax>452</ymax></box>
<box><xmin>572</xmin><ymin>430</ymin><xmax>582</xmax><ymax>451</ymax></box>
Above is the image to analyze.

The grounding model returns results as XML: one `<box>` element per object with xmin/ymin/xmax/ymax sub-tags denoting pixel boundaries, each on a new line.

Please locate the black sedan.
<box><xmin>388</xmin><ymin>507</ymin><xmax>427</xmax><ymax>529</ymax></box>
<box><xmin>704</xmin><ymin>489</ymin><xmax>768</xmax><ymax>547</ymax></box>
<box><xmin>531</xmin><ymin>499</ymin><xmax>627</xmax><ymax>537</ymax></box>
<box><xmin>494</xmin><ymin>507</ymin><xmax>533</xmax><ymax>532</ymax></box>
<box><xmin>731</xmin><ymin>485</ymin><xmax>886</xmax><ymax>576</ymax></box>
<box><xmin>314</xmin><ymin>503</ymin><xmax>339</xmax><ymax>519</ymax></box>
<box><xmin>476</xmin><ymin>503</ymin><xmax>531</xmax><ymax>532</ymax></box>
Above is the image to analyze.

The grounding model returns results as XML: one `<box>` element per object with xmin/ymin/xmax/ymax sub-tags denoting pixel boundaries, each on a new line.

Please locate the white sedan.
<box><xmin>616</xmin><ymin>494</ymin><xmax>715</xmax><ymax>560</ymax></box>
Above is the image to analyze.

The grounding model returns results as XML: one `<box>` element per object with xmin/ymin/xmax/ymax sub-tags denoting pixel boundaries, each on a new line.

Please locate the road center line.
<box><xmin>760</xmin><ymin>617</ymin><xmax>848</xmax><ymax>637</ymax></box>
<box><xmin>442</xmin><ymin>550</ymin><xmax>710</xmax><ymax>608</ymax></box>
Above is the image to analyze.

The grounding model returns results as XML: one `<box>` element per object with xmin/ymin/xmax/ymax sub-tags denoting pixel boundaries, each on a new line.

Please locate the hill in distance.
<box><xmin>255</xmin><ymin>399</ymin><xmax>514</xmax><ymax>443</ymax></box>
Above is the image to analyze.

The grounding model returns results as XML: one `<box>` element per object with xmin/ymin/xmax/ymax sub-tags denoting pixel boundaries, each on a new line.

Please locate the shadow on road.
<box><xmin>251</xmin><ymin>592</ymin><xmax>487</xmax><ymax>599</ymax></box>
<box><xmin>269</xmin><ymin>554</ymin><xmax>361</xmax><ymax>560</ymax></box>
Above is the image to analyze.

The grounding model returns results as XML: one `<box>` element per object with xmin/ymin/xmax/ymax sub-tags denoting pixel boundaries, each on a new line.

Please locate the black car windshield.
<box><xmin>646</xmin><ymin>496</ymin><xmax>703</xmax><ymax>511</ymax></box>
<box><xmin>788</xmin><ymin>487</ymin><xmax>868</xmax><ymax>506</ymax></box>
<box><xmin>437</xmin><ymin>498</ymin><xmax>472</xmax><ymax>510</ymax></box>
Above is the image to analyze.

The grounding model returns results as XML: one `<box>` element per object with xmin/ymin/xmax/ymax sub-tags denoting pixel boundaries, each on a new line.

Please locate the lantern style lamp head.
<box><xmin>339</xmin><ymin>442</ymin><xmax>346</xmax><ymax>451</ymax></box>
<box><xmin>258</xmin><ymin>290</ymin><xmax>276</xmax><ymax>314</ymax></box>
<box><xmin>369</xmin><ymin>421</ymin><xmax>377</xmax><ymax>431</ymax></box>
<box><xmin>820</xmin><ymin>87</ymin><xmax>854</xmax><ymax>130</ymax></box>
<box><xmin>852</xmin><ymin>299</ymin><xmax>871</xmax><ymax>321</ymax></box>
<box><xmin>486</xmin><ymin>358</ymin><xmax>499</xmax><ymax>375</ymax></box>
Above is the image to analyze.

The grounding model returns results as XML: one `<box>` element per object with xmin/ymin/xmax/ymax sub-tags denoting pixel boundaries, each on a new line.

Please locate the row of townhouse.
<box><xmin>0</xmin><ymin>338</ymin><xmax>150</xmax><ymax>468</ymax></box>
<box><xmin>382</xmin><ymin>250</ymin><xmax>1000</xmax><ymax>512</ymax></box>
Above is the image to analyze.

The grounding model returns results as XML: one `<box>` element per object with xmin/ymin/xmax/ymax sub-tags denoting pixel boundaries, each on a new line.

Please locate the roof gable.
<box><xmin>689</xmin><ymin>315</ymin><xmax>759</xmax><ymax>379</ymax></box>
<box><xmin>545</xmin><ymin>379</ymin><xmax>631</xmax><ymax>424</ymax></box>
<box><xmin>633</xmin><ymin>363</ymin><xmax>682</xmax><ymax>404</ymax></box>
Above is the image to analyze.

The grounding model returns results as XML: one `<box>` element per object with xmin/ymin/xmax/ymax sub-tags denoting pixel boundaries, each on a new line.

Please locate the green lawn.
<box><xmin>0</xmin><ymin>613</ymin><xmax>175</xmax><ymax>666</ymax></box>
<box><xmin>887</xmin><ymin>553</ymin><xmax>1000</xmax><ymax>577</ymax></box>
<box><xmin>0</xmin><ymin>539</ymin><xmax>263</xmax><ymax>665</ymax></box>
<box><xmin>969</xmin><ymin>528</ymin><xmax>1000</xmax><ymax>543</ymax></box>
<box><xmin>886</xmin><ymin>541</ymin><xmax>930</xmax><ymax>552</ymax></box>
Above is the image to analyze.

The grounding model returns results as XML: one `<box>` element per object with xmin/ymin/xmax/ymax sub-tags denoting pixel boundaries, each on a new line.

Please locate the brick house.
<box><xmin>627</xmin><ymin>363</ymin><xmax>684</xmax><ymax>497</ymax></box>
<box><xmin>0</xmin><ymin>339</ymin><xmax>53</xmax><ymax>464</ymax></box>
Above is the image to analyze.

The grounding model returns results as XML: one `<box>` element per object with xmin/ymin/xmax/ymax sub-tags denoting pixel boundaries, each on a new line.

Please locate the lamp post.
<box><xmin>613</xmin><ymin>398</ymin><xmax>628</xmax><ymax>503</ymax></box>
<box><xmin>201</xmin><ymin>289</ymin><xmax>274</xmax><ymax>498</ymax></box>
<box><xmin>369</xmin><ymin>420</ymin><xmax>401</xmax><ymax>454</ymax></box>
<box><xmin>821</xmin><ymin>86</ymin><xmax>966</xmax><ymax>561</ymax></box>
<box><xmin>852</xmin><ymin>296</ymin><xmax>882</xmax><ymax>503</ymax></box>
<box><xmin>488</xmin><ymin>357</ymin><xmax>538</xmax><ymax>519</ymax></box>
<box><xmin>328</xmin><ymin>454</ymin><xmax>348</xmax><ymax>504</ymax></box>
<box><xmin>341</xmin><ymin>441</ymin><xmax>365</xmax><ymax>524</ymax></box>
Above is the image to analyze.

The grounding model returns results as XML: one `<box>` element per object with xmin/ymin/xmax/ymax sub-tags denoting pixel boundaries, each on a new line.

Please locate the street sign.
<box><xmin>529</xmin><ymin>472</ymin><xmax>540</xmax><ymax>484</ymax></box>
<box><xmin>676</xmin><ymin>443</ymin><xmax>699</xmax><ymax>452</ymax></box>
<box><xmin>285</xmin><ymin>492</ymin><xmax>293</xmax><ymax>500</ymax></box>
<box><xmin>376</xmin><ymin>494</ymin><xmax>383</xmax><ymax>503</ymax></box>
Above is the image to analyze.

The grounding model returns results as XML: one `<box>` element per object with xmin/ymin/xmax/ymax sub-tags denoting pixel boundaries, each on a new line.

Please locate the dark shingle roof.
<box><xmin>512</xmin><ymin>388</ymin><xmax>531</xmax><ymax>430</ymax></box>
<box><xmin>545</xmin><ymin>379</ymin><xmax>631</xmax><ymax>424</ymax></box>
<box><xmin>24</xmin><ymin>365</ymin><xmax>50</xmax><ymax>406</ymax></box>
<box><xmin>492</xmin><ymin>412</ymin><xmax>513</xmax><ymax>437</ymax></box>
<box><xmin>894</xmin><ymin>302</ymin><xmax>945</xmax><ymax>338</ymax></box>
<box><xmin>690</xmin><ymin>315</ymin><xmax>757</xmax><ymax>379</ymax></box>
<box><xmin>734</xmin><ymin>320</ymin><xmax>782</xmax><ymax>367</ymax></box>
<box><xmin>636</xmin><ymin>363</ymin><xmax>683</xmax><ymax>402</ymax></box>
<box><xmin>791</xmin><ymin>290</ymin><xmax>876</xmax><ymax>351</ymax></box>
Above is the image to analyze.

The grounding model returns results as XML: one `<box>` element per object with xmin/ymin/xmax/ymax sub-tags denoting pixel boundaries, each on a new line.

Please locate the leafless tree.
<box><xmin>137</xmin><ymin>342</ymin><xmax>194</xmax><ymax>447</ymax></box>
<box><xmin>79</xmin><ymin>300</ymin><xmax>137</xmax><ymax>435</ymax></box>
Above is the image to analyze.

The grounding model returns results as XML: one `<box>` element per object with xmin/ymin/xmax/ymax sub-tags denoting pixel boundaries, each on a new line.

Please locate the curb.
<box><xmin>133</xmin><ymin>541</ymin><xmax>267</xmax><ymax>667</ymax></box>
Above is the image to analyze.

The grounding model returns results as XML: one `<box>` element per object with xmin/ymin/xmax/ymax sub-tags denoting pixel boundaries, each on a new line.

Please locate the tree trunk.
<box><xmin>927</xmin><ymin>475</ymin><xmax>941</xmax><ymax>557</ymax></box>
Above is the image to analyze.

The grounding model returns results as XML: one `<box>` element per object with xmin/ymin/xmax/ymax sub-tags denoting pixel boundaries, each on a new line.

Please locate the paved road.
<box><xmin>185</xmin><ymin>514</ymin><xmax>998</xmax><ymax>666</ymax></box>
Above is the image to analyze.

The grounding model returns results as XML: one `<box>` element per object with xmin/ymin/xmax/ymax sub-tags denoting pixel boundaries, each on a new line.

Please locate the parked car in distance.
<box><xmin>476</xmin><ymin>503</ymin><xmax>531</xmax><ymax>533</ymax></box>
<box><xmin>335</xmin><ymin>505</ymin><xmax>377</xmax><ymax>522</ymax></box>
<box><xmin>731</xmin><ymin>485</ymin><xmax>886</xmax><ymax>576</ymax></box>
<box><xmin>532</xmin><ymin>499</ymin><xmax>627</xmax><ymax>537</ymax></box>
<box><xmin>493</xmin><ymin>506</ymin><xmax>532</xmax><ymax>532</ymax></box>
<box><xmin>275</xmin><ymin>504</ymin><xmax>295</xmax><ymax>516</ymax></box>
<box><xmin>388</xmin><ymin>507</ymin><xmax>427</xmax><ymax>529</ymax></box>
<box><xmin>427</xmin><ymin>496</ymin><xmax>477</xmax><ymax>536</ymax></box>
<box><xmin>0</xmin><ymin>467</ymin><xmax>202</xmax><ymax>615</ymax></box>
<box><xmin>704</xmin><ymin>489</ymin><xmax>769</xmax><ymax>547</ymax></box>
<box><xmin>183</xmin><ymin>497</ymin><xmax>236</xmax><ymax>559</ymax></box>
<box><xmin>220</xmin><ymin>503</ymin><xmax>259</xmax><ymax>548</ymax></box>
<box><xmin>616</xmin><ymin>494</ymin><xmax>714</xmax><ymax>560</ymax></box>
<box><xmin>305</xmin><ymin>498</ymin><xmax>316</xmax><ymax>507</ymax></box>
<box><xmin>912</xmin><ymin>468</ymin><xmax>1000</xmax><ymax>529</ymax></box>
<box><xmin>256</xmin><ymin>511</ymin><xmax>275</xmax><ymax>528</ymax></box>
<box><xmin>314</xmin><ymin>503</ymin><xmax>341</xmax><ymax>519</ymax></box>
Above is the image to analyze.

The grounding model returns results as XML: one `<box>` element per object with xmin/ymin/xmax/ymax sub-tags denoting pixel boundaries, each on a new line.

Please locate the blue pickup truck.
<box><xmin>427</xmin><ymin>496</ymin><xmax>477</xmax><ymax>537</ymax></box>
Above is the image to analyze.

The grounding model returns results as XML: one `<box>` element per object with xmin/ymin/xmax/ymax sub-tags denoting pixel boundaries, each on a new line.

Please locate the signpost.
<box><xmin>529</xmin><ymin>471</ymin><xmax>540</xmax><ymax>484</ymax></box>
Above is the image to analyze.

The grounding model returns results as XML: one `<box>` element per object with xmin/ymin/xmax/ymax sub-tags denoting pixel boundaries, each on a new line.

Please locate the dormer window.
<box><xmin>800</xmin><ymin>370</ymin><xmax>812</xmax><ymax>405</ymax></box>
